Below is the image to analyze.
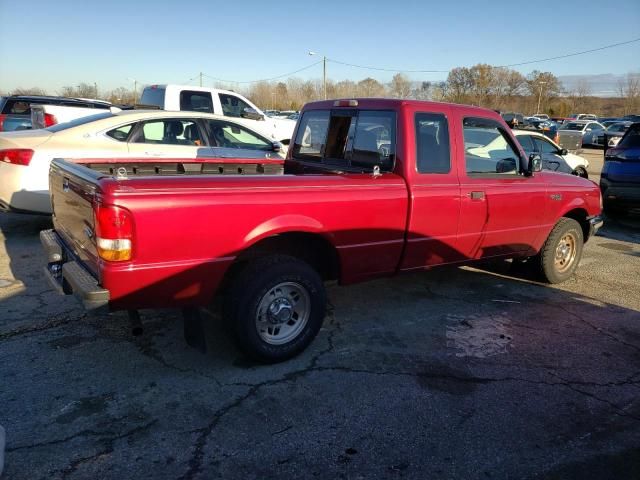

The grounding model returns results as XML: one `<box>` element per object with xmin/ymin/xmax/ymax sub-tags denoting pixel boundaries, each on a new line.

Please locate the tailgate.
<box><xmin>50</xmin><ymin>159</ymin><xmax>102</xmax><ymax>276</ymax></box>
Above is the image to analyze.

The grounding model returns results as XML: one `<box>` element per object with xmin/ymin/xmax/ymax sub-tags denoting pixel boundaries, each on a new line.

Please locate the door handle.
<box><xmin>145</xmin><ymin>152</ymin><xmax>164</xmax><ymax>157</ymax></box>
<box><xmin>468</xmin><ymin>191</ymin><xmax>485</xmax><ymax>200</ymax></box>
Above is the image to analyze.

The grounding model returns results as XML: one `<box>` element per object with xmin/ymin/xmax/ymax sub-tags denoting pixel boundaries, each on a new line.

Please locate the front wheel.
<box><xmin>224</xmin><ymin>255</ymin><xmax>326</xmax><ymax>363</ymax></box>
<box><xmin>537</xmin><ymin>218</ymin><xmax>584</xmax><ymax>283</ymax></box>
<box><xmin>573</xmin><ymin>167</ymin><xmax>588</xmax><ymax>179</ymax></box>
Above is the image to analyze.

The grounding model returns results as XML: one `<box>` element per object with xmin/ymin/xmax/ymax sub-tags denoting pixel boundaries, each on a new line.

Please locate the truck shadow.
<box><xmin>2</xmin><ymin>213</ymin><xmax>639</xmax><ymax>367</ymax></box>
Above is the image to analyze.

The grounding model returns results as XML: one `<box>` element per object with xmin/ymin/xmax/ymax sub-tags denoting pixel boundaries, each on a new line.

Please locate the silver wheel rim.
<box><xmin>255</xmin><ymin>281</ymin><xmax>311</xmax><ymax>345</ymax></box>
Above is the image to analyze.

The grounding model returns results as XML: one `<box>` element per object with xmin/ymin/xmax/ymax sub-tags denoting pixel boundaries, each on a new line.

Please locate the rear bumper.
<box><xmin>600</xmin><ymin>180</ymin><xmax>640</xmax><ymax>208</ymax></box>
<box><xmin>40</xmin><ymin>229</ymin><xmax>109</xmax><ymax>309</ymax></box>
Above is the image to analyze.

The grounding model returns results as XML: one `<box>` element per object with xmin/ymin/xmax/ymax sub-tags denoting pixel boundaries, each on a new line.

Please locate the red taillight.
<box><xmin>0</xmin><ymin>149</ymin><xmax>34</xmax><ymax>166</ymax></box>
<box><xmin>0</xmin><ymin>114</ymin><xmax>6</xmax><ymax>131</ymax></box>
<box><xmin>43</xmin><ymin>113</ymin><xmax>58</xmax><ymax>127</ymax></box>
<box><xmin>94</xmin><ymin>204</ymin><xmax>134</xmax><ymax>261</ymax></box>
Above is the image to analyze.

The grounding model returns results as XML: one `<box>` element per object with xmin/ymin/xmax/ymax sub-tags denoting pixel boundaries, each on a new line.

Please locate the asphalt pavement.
<box><xmin>0</xmin><ymin>153</ymin><xmax>639</xmax><ymax>479</ymax></box>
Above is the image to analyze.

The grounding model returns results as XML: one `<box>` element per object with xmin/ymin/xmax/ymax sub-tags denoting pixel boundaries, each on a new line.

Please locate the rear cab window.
<box><xmin>292</xmin><ymin>109</ymin><xmax>396</xmax><ymax>172</ymax></box>
<box><xmin>179</xmin><ymin>91</ymin><xmax>213</xmax><ymax>113</ymax></box>
<box><xmin>462</xmin><ymin>117</ymin><xmax>522</xmax><ymax>176</ymax></box>
<box><xmin>140</xmin><ymin>87</ymin><xmax>166</xmax><ymax>108</ymax></box>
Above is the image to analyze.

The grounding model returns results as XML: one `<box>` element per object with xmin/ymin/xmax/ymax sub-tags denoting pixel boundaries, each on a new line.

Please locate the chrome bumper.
<box><xmin>40</xmin><ymin>229</ymin><xmax>109</xmax><ymax>310</ymax></box>
<box><xmin>588</xmin><ymin>216</ymin><xmax>604</xmax><ymax>238</ymax></box>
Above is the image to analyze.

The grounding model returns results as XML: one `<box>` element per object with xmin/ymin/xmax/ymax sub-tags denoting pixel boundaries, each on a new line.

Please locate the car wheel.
<box><xmin>224</xmin><ymin>254</ymin><xmax>326</xmax><ymax>363</ymax></box>
<box><xmin>573</xmin><ymin>167</ymin><xmax>588</xmax><ymax>178</ymax></box>
<box><xmin>537</xmin><ymin>218</ymin><xmax>584</xmax><ymax>284</ymax></box>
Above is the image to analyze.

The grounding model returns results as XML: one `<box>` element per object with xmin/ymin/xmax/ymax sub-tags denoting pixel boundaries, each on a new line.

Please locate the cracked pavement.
<box><xmin>1</xmin><ymin>203</ymin><xmax>640</xmax><ymax>479</ymax></box>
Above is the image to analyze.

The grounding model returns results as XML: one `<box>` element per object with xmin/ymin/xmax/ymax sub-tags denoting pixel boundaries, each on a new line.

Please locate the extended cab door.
<box><xmin>401</xmin><ymin>105</ymin><xmax>464</xmax><ymax>269</ymax></box>
<box><xmin>455</xmin><ymin>116</ymin><xmax>547</xmax><ymax>259</ymax></box>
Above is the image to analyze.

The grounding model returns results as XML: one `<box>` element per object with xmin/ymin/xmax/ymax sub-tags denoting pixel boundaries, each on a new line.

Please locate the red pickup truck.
<box><xmin>41</xmin><ymin>99</ymin><xmax>603</xmax><ymax>362</ymax></box>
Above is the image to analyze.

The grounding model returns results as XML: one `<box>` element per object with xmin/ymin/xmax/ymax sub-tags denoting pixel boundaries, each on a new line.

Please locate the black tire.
<box><xmin>537</xmin><ymin>218</ymin><xmax>584</xmax><ymax>284</ymax></box>
<box><xmin>223</xmin><ymin>254</ymin><xmax>326</xmax><ymax>363</ymax></box>
<box><xmin>573</xmin><ymin>167</ymin><xmax>588</xmax><ymax>179</ymax></box>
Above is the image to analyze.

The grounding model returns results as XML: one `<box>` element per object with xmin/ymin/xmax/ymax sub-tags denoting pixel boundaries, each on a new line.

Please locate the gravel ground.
<box><xmin>1</xmin><ymin>152</ymin><xmax>639</xmax><ymax>479</ymax></box>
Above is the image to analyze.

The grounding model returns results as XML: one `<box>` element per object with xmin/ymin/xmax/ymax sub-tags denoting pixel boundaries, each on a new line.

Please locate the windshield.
<box><xmin>560</xmin><ymin>122</ymin><xmax>585</xmax><ymax>131</ymax></box>
<box><xmin>45</xmin><ymin>112</ymin><xmax>114</xmax><ymax>132</ymax></box>
<box><xmin>608</xmin><ymin>123</ymin><xmax>629</xmax><ymax>133</ymax></box>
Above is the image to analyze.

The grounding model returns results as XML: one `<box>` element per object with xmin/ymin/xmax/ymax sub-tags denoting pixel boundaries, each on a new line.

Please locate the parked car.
<box><xmin>596</xmin><ymin>121</ymin><xmax>633</xmax><ymax>147</ymax></box>
<box><xmin>532</xmin><ymin>114</ymin><xmax>550</xmax><ymax>120</ymax></box>
<box><xmin>567</xmin><ymin>113</ymin><xmax>598</xmax><ymax>121</ymax></box>
<box><xmin>559</xmin><ymin>121</ymin><xmax>605</xmax><ymax>147</ymax></box>
<box><xmin>0</xmin><ymin>95</ymin><xmax>112</xmax><ymax>132</ymax></box>
<box><xmin>41</xmin><ymin>98</ymin><xmax>602</xmax><ymax>363</ymax></box>
<box><xmin>600</xmin><ymin>123</ymin><xmax>640</xmax><ymax>215</ymax></box>
<box><xmin>501</xmin><ymin>112</ymin><xmax>524</xmax><ymax>128</ymax></box>
<box><xmin>140</xmin><ymin>85</ymin><xmax>296</xmax><ymax>144</ymax></box>
<box><xmin>0</xmin><ymin>110</ymin><xmax>284</xmax><ymax>214</ymax></box>
<box><xmin>514</xmin><ymin>130</ymin><xmax>589</xmax><ymax>178</ymax></box>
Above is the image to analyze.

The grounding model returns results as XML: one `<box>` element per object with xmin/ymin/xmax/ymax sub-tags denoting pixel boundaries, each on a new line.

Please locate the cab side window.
<box><xmin>219</xmin><ymin>94</ymin><xmax>252</xmax><ymax>118</ymax></box>
<box><xmin>415</xmin><ymin>113</ymin><xmax>450</xmax><ymax>174</ymax></box>
<box><xmin>463</xmin><ymin>117</ymin><xmax>521</xmax><ymax>175</ymax></box>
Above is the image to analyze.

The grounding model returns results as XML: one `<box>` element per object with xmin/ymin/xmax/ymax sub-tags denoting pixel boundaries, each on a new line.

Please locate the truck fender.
<box><xmin>243</xmin><ymin>214</ymin><xmax>333</xmax><ymax>247</ymax></box>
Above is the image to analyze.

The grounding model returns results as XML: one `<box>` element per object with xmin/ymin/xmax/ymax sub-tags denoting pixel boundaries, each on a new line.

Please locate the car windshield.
<box><xmin>46</xmin><ymin>112</ymin><xmax>114</xmax><ymax>132</ymax></box>
<box><xmin>608</xmin><ymin>123</ymin><xmax>629</xmax><ymax>133</ymax></box>
<box><xmin>560</xmin><ymin>122</ymin><xmax>585</xmax><ymax>131</ymax></box>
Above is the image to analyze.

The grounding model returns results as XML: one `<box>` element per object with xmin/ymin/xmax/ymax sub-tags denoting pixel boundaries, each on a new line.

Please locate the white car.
<box><xmin>140</xmin><ymin>84</ymin><xmax>296</xmax><ymax>145</ymax></box>
<box><xmin>513</xmin><ymin>129</ymin><xmax>590</xmax><ymax>178</ymax></box>
<box><xmin>0</xmin><ymin>110</ymin><xmax>284</xmax><ymax>214</ymax></box>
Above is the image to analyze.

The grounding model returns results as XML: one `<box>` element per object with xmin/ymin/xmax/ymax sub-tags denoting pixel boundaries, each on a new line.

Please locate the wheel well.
<box><xmin>563</xmin><ymin>208</ymin><xmax>589</xmax><ymax>240</ymax></box>
<box><xmin>222</xmin><ymin>232</ymin><xmax>340</xmax><ymax>292</ymax></box>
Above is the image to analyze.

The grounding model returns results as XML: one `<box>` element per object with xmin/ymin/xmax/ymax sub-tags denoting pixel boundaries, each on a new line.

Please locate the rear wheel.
<box><xmin>537</xmin><ymin>218</ymin><xmax>584</xmax><ymax>283</ymax></box>
<box><xmin>223</xmin><ymin>255</ymin><xmax>326</xmax><ymax>363</ymax></box>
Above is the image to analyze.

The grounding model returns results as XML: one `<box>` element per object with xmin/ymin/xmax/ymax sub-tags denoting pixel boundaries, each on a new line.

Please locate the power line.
<box><xmin>148</xmin><ymin>37</ymin><xmax>640</xmax><ymax>88</ymax></box>
<box><xmin>202</xmin><ymin>60</ymin><xmax>323</xmax><ymax>84</ymax></box>
<box><xmin>328</xmin><ymin>58</ymin><xmax>448</xmax><ymax>73</ymax></box>
<box><xmin>327</xmin><ymin>37</ymin><xmax>640</xmax><ymax>73</ymax></box>
<box><xmin>497</xmin><ymin>37</ymin><xmax>640</xmax><ymax>68</ymax></box>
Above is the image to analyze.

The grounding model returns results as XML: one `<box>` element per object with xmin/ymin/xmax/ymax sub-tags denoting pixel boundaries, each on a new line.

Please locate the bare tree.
<box><xmin>10</xmin><ymin>87</ymin><xmax>48</xmax><ymax>96</ymax></box>
<box><xmin>389</xmin><ymin>73</ymin><xmax>412</xmax><ymax>98</ymax></box>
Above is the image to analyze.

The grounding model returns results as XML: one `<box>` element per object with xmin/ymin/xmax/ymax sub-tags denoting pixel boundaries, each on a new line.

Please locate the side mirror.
<box><xmin>527</xmin><ymin>153</ymin><xmax>542</xmax><ymax>175</ymax></box>
<box><xmin>585</xmin><ymin>128</ymin><xmax>592</xmax><ymax>132</ymax></box>
<box><xmin>242</xmin><ymin>107</ymin><xmax>264</xmax><ymax>121</ymax></box>
<box><xmin>271</xmin><ymin>141</ymin><xmax>282</xmax><ymax>153</ymax></box>
<box><xmin>560</xmin><ymin>148</ymin><xmax>568</xmax><ymax>156</ymax></box>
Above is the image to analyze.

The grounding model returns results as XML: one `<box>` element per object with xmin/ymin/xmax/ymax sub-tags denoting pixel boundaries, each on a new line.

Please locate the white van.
<box><xmin>140</xmin><ymin>84</ymin><xmax>295</xmax><ymax>144</ymax></box>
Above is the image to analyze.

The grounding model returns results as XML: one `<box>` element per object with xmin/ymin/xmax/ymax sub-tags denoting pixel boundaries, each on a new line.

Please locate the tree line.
<box><xmin>4</xmin><ymin>66</ymin><xmax>639</xmax><ymax>117</ymax></box>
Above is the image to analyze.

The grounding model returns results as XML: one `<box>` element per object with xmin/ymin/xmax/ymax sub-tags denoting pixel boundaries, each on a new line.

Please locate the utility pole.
<box><xmin>199</xmin><ymin>72</ymin><xmax>203</xmax><ymax>87</ymax></box>
<box><xmin>323</xmin><ymin>55</ymin><xmax>326</xmax><ymax>100</ymax></box>
<box><xmin>536</xmin><ymin>81</ymin><xmax>547</xmax><ymax>114</ymax></box>
<box><xmin>309</xmin><ymin>51</ymin><xmax>327</xmax><ymax>100</ymax></box>
<box><xmin>94</xmin><ymin>82</ymin><xmax>98</xmax><ymax>99</ymax></box>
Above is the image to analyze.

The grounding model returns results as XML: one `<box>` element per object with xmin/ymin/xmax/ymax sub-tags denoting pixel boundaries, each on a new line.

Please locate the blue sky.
<box><xmin>0</xmin><ymin>0</ymin><xmax>639</xmax><ymax>93</ymax></box>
